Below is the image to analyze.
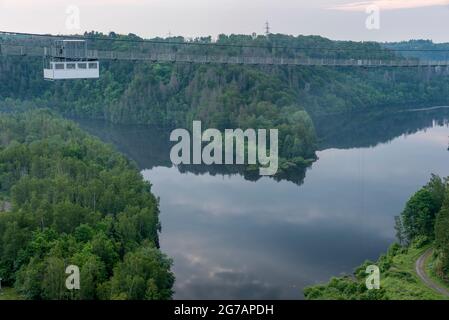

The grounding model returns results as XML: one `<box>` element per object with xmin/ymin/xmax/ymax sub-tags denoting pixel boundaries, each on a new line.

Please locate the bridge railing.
<box><xmin>1</xmin><ymin>43</ymin><xmax>449</xmax><ymax>69</ymax></box>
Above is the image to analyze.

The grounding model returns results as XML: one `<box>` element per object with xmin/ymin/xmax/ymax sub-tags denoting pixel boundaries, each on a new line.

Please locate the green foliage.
<box><xmin>400</xmin><ymin>175</ymin><xmax>445</xmax><ymax>242</ymax></box>
<box><xmin>304</xmin><ymin>276</ymin><xmax>387</xmax><ymax>300</ymax></box>
<box><xmin>306</xmin><ymin>175</ymin><xmax>449</xmax><ymax>300</ymax></box>
<box><xmin>2</xmin><ymin>33</ymin><xmax>449</xmax><ymax>170</ymax></box>
<box><xmin>385</xmin><ymin>40</ymin><xmax>449</xmax><ymax>61</ymax></box>
<box><xmin>435</xmin><ymin>193</ymin><xmax>449</xmax><ymax>278</ymax></box>
<box><xmin>108</xmin><ymin>243</ymin><xmax>174</xmax><ymax>300</ymax></box>
<box><xmin>305</xmin><ymin>243</ymin><xmax>447</xmax><ymax>300</ymax></box>
<box><xmin>0</xmin><ymin>110</ymin><xmax>174</xmax><ymax>299</ymax></box>
<box><xmin>0</xmin><ymin>287</ymin><xmax>23</xmax><ymax>300</ymax></box>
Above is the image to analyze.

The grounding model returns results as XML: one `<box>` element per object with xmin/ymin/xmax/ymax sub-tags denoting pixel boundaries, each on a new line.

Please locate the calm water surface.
<box><xmin>77</xmin><ymin>109</ymin><xmax>449</xmax><ymax>299</ymax></box>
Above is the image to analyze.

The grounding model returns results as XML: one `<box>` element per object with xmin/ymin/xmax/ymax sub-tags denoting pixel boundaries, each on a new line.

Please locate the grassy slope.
<box><xmin>305</xmin><ymin>245</ymin><xmax>448</xmax><ymax>300</ymax></box>
<box><xmin>425</xmin><ymin>251</ymin><xmax>449</xmax><ymax>295</ymax></box>
<box><xmin>381</xmin><ymin>246</ymin><xmax>446</xmax><ymax>300</ymax></box>
<box><xmin>0</xmin><ymin>288</ymin><xmax>23</xmax><ymax>300</ymax></box>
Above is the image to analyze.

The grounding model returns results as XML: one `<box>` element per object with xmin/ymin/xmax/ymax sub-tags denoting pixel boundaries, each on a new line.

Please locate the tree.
<box><xmin>401</xmin><ymin>188</ymin><xmax>440</xmax><ymax>242</ymax></box>
<box><xmin>41</xmin><ymin>256</ymin><xmax>66</xmax><ymax>300</ymax></box>
<box><xmin>0</xmin><ymin>111</ymin><xmax>173</xmax><ymax>300</ymax></box>
<box><xmin>434</xmin><ymin>202</ymin><xmax>449</xmax><ymax>278</ymax></box>
<box><xmin>109</xmin><ymin>243</ymin><xmax>174</xmax><ymax>300</ymax></box>
<box><xmin>79</xmin><ymin>255</ymin><xmax>107</xmax><ymax>300</ymax></box>
<box><xmin>394</xmin><ymin>215</ymin><xmax>406</xmax><ymax>246</ymax></box>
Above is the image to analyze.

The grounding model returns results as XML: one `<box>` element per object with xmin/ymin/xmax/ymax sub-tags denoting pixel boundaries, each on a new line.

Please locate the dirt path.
<box><xmin>415</xmin><ymin>248</ymin><xmax>449</xmax><ymax>297</ymax></box>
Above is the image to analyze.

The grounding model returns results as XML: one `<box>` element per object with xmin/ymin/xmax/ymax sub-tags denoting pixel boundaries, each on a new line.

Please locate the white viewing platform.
<box><xmin>44</xmin><ymin>61</ymin><xmax>99</xmax><ymax>80</ymax></box>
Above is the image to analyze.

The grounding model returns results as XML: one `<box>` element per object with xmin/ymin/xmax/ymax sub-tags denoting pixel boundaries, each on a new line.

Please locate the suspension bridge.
<box><xmin>2</xmin><ymin>42</ymin><xmax>449</xmax><ymax>68</ymax></box>
<box><xmin>2</xmin><ymin>30</ymin><xmax>449</xmax><ymax>80</ymax></box>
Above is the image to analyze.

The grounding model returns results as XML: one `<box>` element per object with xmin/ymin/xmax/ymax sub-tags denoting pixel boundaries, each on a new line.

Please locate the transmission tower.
<box><xmin>265</xmin><ymin>21</ymin><xmax>270</xmax><ymax>36</ymax></box>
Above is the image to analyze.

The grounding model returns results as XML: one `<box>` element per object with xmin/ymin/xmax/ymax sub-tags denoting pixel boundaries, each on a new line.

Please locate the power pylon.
<box><xmin>265</xmin><ymin>21</ymin><xmax>270</xmax><ymax>36</ymax></box>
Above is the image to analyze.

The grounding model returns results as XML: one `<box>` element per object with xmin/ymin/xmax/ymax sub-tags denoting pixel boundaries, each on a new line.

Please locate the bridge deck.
<box><xmin>2</xmin><ymin>44</ymin><xmax>449</xmax><ymax>68</ymax></box>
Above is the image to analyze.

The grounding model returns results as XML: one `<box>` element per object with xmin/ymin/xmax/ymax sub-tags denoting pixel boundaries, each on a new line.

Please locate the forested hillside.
<box><xmin>0</xmin><ymin>110</ymin><xmax>174</xmax><ymax>300</ymax></box>
<box><xmin>304</xmin><ymin>175</ymin><xmax>449</xmax><ymax>300</ymax></box>
<box><xmin>1</xmin><ymin>32</ymin><xmax>449</xmax><ymax>171</ymax></box>
<box><xmin>384</xmin><ymin>40</ymin><xmax>449</xmax><ymax>61</ymax></box>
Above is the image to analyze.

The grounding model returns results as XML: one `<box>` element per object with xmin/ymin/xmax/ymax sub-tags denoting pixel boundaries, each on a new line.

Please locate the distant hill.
<box><xmin>384</xmin><ymin>40</ymin><xmax>449</xmax><ymax>61</ymax></box>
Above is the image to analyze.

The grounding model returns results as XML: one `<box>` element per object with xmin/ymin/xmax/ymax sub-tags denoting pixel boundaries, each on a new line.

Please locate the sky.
<box><xmin>0</xmin><ymin>0</ymin><xmax>448</xmax><ymax>42</ymax></box>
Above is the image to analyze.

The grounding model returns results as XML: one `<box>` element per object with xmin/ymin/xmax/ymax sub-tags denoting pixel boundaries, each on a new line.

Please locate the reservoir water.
<box><xmin>76</xmin><ymin>108</ymin><xmax>449</xmax><ymax>299</ymax></box>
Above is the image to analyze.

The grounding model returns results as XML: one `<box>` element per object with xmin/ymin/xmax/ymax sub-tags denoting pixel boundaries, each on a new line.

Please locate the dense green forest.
<box><xmin>1</xmin><ymin>32</ymin><xmax>449</xmax><ymax>173</ymax></box>
<box><xmin>0</xmin><ymin>110</ymin><xmax>174</xmax><ymax>300</ymax></box>
<box><xmin>384</xmin><ymin>40</ymin><xmax>449</xmax><ymax>61</ymax></box>
<box><xmin>1</xmin><ymin>32</ymin><xmax>449</xmax><ymax>300</ymax></box>
<box><xmin>304</xmin><ymin>175</ymin><xmax>449</xmax><ymax>300</ymax></box>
